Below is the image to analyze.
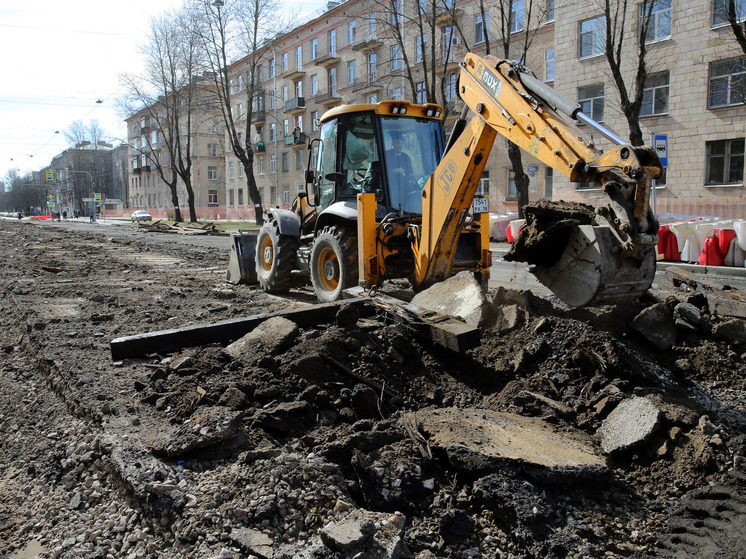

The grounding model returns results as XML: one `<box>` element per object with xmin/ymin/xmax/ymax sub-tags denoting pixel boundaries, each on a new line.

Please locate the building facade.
<box><xmin>125</xmin><ymin>94</ymin><xmax>226</xmax><ymax>220</ymax></box>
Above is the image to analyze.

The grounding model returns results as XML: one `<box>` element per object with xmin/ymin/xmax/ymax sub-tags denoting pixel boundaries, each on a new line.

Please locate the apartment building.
<box><xmin>220</xmin><ymin>0</ymin><xmax>744</xmax><ymax>220</ymax></box>
<box><xmin>126</xmin><ymin>97</ymin><xmax>226</xmax><ymax>220</ymax></box>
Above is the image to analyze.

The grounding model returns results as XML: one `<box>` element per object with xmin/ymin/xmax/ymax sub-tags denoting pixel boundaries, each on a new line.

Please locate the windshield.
<box><xmin>380</xmin><ymin>116</ymin><xmax>444</xmax><ymax>214</ymax></box>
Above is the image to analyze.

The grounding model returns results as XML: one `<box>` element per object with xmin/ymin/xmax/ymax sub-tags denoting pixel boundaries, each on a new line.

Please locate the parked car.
<box><xmin>131</xmin><ymin>210</ymin><xmax>152</xmax><ymax>222</ymax></box>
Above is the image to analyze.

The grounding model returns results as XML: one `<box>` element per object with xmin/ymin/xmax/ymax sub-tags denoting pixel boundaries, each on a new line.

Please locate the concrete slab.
<box><xmin>411</xmin><ymin>271</ymin><xmax>492</xmax><ymax>327</ymax></box>
<box><xmin>597</xmin><ymin>396</ymin><xmax>662</xmax><ymax>454</ymax></box>
<box><xmin>405</xmin><ymin>407</ymin><xmax>606</xmax><ymax>475</ymax></box>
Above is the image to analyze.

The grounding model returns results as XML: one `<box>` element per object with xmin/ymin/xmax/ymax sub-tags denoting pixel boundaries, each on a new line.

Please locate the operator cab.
<box><xmin>310</xmin><ymin>101</ymin><xmax>445</xmax><ymax>216</ymax></box>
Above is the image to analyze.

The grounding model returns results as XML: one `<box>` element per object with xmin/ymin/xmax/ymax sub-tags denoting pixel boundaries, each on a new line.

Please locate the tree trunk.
<box><xmin>508</xmin><ymin>141</ymin><xmax>530</xmax><ymax>219</ymax></box>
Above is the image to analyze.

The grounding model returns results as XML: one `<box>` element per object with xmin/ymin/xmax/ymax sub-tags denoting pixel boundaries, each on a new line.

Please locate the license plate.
<box><xmin>472</xmin><ymin>197</ymin><xmax>489</xmax><ymax>214</ymax></box>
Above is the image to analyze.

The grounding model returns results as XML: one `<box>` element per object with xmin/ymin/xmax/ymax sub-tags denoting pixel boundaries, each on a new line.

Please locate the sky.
<box><xmin>0</xmin><ymin>0</ymin><xmax>326</xmax><ymax>182</ymax></box>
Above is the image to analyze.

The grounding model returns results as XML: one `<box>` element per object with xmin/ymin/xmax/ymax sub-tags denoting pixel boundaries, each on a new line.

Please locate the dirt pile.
<box><xmin>0</xmin><ymin>219</ymin><xmax>744</xmax><ymax>559</ymax></box>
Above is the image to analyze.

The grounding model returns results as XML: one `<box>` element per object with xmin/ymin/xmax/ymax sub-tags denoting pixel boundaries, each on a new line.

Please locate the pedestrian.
<box><xmin>62</xmin><ymin>210</ymin><xmax>67</xmax><ymax>220</ymax></box>
<box><xmin>17</xmin><ymin>212</ymin><xmax>21</xmax><ymax>221</ymax></box>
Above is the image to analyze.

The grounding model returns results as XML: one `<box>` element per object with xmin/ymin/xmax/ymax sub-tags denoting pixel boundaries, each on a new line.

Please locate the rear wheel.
<box><xmin>256</xmin><ymin>219</ymin><xmax>299</xmax><ymax>293</ymax></box>
<box><xmin>310</xmin><ymin>226</ymin><xmax>358</xmax><ymax>303</ymax></box>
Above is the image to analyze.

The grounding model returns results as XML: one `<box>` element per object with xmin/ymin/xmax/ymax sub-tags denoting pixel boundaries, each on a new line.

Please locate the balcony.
<box><xmin>133</xmin><ymin>167</ymin><xmax>142</xmax><ymax>175</ymax></box>
<box><xmin>284</xmin><ymin>132</ymin><xmax>307</xmax><ymax>147</ymax></box>
<box><xmin>314</xmin><ymin>51</ymin><xmax>340</xmax><ymax>68</ymax></box>
<box><xmin>352</xmin><ymin>37</ymin><xmax>383</xmax><ymax>52</ymax></box>
<box><xmin>281</xmin><ymin>66</ymin><xmax>306</xmax><ymax>81</ymax></box>
<box><xmin>314</xmin><ymin>90</ymin><xmax>341</xmax><ymax>106</ymax></box>
<box><xmin>253</xmin><ymin>142</ymin><xmax>266</xmax><ymax>152</ymax></box>
<box><xmin>251</xmin><ymin>111</ymin><xmax>266</xmax><ymax>124</ymax></box>
<box><xmin>284</xmin><ymin>97</ymin><xmax>306</xmax><ymax>114</ymax></box>
<box><xmin>435</xmin><ymin>7</ymin><xmax>463</xmax><ymax>24</ymax></box>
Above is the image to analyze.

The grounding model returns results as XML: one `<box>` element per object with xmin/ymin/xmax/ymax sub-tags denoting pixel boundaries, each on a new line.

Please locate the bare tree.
<box><xmin>120</xmin><ymin>7</ymin><xmax>208</xmax><ymax>222</ymax></box>
<box><xmin>63</xmin><ymin>121</ymin><xmax>90</xmax><ymax>147</ymax></box>
<box><xmin>490</xmin><ymin>0</ymin><xmax>549</xmax><ymax>216</ymax></box>
<box><xmin>193</xmin><ymin>0</ymin><xmax>290</xmax><ymax>225</ymax></box>
<box><xmin>598</xmin><ymin>0</ymin><xmax>664</xmax><ymax>147</ymax></box>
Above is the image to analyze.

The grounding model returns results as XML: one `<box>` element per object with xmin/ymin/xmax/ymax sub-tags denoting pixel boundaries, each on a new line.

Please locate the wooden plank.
<box><xmin>343</xmin><ymin>287</ymin><xmax>481</xmax><ymax>352</ymax></box>
<box><xmin>110</xmin><ymin>299</ymin><xmax>371</xmax><ymax>360</ymax></box>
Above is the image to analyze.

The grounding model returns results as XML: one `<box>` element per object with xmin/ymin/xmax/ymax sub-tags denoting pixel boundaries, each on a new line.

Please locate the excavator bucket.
<box><xmin>226</xmin><ymin>232</ymin><xmax>258</xmax><ymax>285</ymax></box>
<box><xmin>529</xmin><ymin>225</ymin><xmax>656</xmax><ymax>307</ymax></box>
<box><xmin>505</xmin><ymin>201</ymin><xmax>656</xmax><ymax>307</ymax></box>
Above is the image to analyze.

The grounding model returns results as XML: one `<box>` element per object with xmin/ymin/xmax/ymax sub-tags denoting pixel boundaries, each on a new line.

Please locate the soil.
<box><xmin>0</xmin><ymin>218</ymin><xmax>745</xmax><ymax>559</ymax></box>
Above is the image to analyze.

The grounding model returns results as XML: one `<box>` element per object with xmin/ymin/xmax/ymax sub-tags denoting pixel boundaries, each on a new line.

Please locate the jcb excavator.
<box><xmin>242</xmin><ymin>52</ymin><xmax>662</xmax><ymax>307</ymax></box>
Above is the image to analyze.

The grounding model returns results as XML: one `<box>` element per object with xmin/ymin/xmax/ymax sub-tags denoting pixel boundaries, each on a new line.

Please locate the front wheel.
<box><xmin>255</xmin><ymin>219</ymin><xmax>299</xmax><ymax>293</ymax></box>
<box><xmin>310</xmin><ymin>226</ymin><xmax>358</xmax><ymax>303</ymax></box>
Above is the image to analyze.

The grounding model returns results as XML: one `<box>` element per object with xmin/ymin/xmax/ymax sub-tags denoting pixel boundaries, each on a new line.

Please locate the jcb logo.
<box><xmin>437</xmin><ymin>159</ymin><xmax>458</xmax><ymax>195</ymax></box>
<box><xmin>476</xmin><ymin>62</ymin><xmax>503</xmax><ymax>100</ymax></box>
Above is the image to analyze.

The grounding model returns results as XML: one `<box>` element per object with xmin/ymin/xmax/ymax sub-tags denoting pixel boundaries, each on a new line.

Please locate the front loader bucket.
<box><xmin>530</xmin><ymin>225</ymin><xmax>656</xmax><ymax>307</ymax></box>
<box><xmin>226</xmin><ymin>232</ymin><xmax>258</xmax><ymax>285</ymax></box>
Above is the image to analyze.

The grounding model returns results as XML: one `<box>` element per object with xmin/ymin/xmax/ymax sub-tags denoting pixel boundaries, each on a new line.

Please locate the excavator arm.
<box><xmin>413</xmin><ymin>53</ymin><xmax>662</xmax><ymax>306</ymax></box>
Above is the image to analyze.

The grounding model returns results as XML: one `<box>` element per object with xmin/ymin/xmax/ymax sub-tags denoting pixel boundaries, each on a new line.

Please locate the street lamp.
<box><xmin>212</xmin><ymin>0</ymin><xmax>224</xmax><ymax>6</ymax></box>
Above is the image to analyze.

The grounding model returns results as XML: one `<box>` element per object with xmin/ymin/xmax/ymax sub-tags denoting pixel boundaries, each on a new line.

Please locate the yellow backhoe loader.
<box><xmin>234</xmin><ymin>53</ymin><xmax>662</xmax><ymax>307</ymax></box>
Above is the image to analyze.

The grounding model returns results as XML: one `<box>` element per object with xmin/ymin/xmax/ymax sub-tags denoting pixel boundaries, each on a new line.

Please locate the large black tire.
<box><xmin>310</xmin><ymin>226</ymin><xmax>358</xmax><ymax>303</ymax></box>
<box><xmin>255</xmin><ymin>219</ymin><xmax>299</xmax><ymax>293</ymax></box>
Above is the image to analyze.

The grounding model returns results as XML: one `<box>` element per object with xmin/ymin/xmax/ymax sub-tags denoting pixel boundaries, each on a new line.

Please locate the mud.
<box><xmin>0</xmin><ymin>218</ymin><xmax>745</xmax><ymax>559</ymax></box>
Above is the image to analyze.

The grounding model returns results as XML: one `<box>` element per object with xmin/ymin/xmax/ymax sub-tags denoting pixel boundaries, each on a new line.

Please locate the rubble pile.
<box><xmin>0</xmin><ymin>220</ymin><xmax>744</xmax><ymax>559</ymax></box>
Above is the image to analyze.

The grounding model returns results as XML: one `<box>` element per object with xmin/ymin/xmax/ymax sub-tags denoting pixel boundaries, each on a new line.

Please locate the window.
<box><xmin>208</xmin><ymin>166</ymin><xmax>218</xmax><ymax>180</ymax></box>
<box><xmin>229</xmin><ymin>161</ymin><xmax>235</xmax><ymax>178</ymax></box>
<box><xmin>270</xmin><ymin>154</ymin><xmax>277</xmax><ymax>173</ymax></box>
<box><xmin>641</xmin><ymin>0</ymin><xmax>671</xmax><ymax>43</ymax></box>
<box><xmin>296</xmin><ymin>149</ymin><xmax>304</xmax><ymax>170</ymax></box>
<box><xmin>329</xmin><ymin>67</ymin><xmax>337</xmax><ymax>96</ymax></box>
<box><xmin>282</xmin><ymin>152</ymin><xmax>289</xmax><ymax>172</ymax></box>
<box><xmin>545</xmin><ymin>48</ymin><xmax>555</xmax><ymax>82</ymax></box>
<box><xmin>229</xmin><ymin>189</ymin><xmax>235</xmax><ymax>206</ymax></box>
<box><xmin>281</xmin><ymin>86</ymin><xmax>288</xmax><ymax>103</ymax></box>
<box><xmin>392</xmin><ymin>0</ymin><xmax>401</xmax><ymax>25</ymax></box>
<box><xmin>708</xmin><ymin>57</ymin><xmax>746</xmax><ymax>107</ymax></box>
<box><xmin>706</xmin><ymin>138</ymin><xmax>744</xmax><ymax>185</ymax></box>
<box><xmin>392</xmin><ymin>88</ymin><xmax>402</xmax><ymax>100</ymax></box>
<box><xmin>311</xmin><ymin>74</ymin><xmax>318</xmax><ymax>96</ymax></box>
<box><xmin>348</xmin><ymin>20</ymin><xmax>357</xmax><ymax>44</ymax></box>
<box><xmin>391</xmin><ymin>45</ymin><xmax>402</xmax><ymax>71</ymax></box>
<box><xmin>416</xmin><ymin>35</ymin><xmax>426</xmax><ymax>63</ymax></box>
<box><xmin>478</xmin><ymin>170</ymin><xmax>489</xmax><ymax>196</ymax></box>
<box><xmin>295</xmin><ymin>114</ymin><xmax>303</xmax><ymax>132</ymax></box>
<box><xmin>329</xmin><ymin>29</ymin><xmax>337</xmax><ymax>56</ymax></box>
<box><xmin>546</xmin><ymin>0</ymin><xmax>555</xmax><ymax>22</ymax></box>
<box><xmin>295</xmin><ymin>80</ymin><xmax>303</xmax><ymax>98</ymax></box>
<box><xmin>416</xmin><ymin>81</ymin><xmax>426</xmax><ymax>103</ymax></box>
<box><xmin>348</xmin><ymin>59</ymin><xmax>357</xmax><ymax>84</ymax></box>
<box><xmin>283</xmin><ymin>119</ymin><xmax>289</xmax><ymax>136</ymax></box>
<box><xmin>269</xmin><ymin>94</ymin><xmax>275</xmax><ymax>110</ymax></box>
<box><xmin>445</xmin><ymin>73</ymin><xmax>457</xmax><ymax>102</ymax></box>
<box><xmin>511</xmin><ymin>0</ymin><xmax>524</xmax><ymax>33</ymax></box>
<box><xmin>544</xmin><ymin>167</ymin><xmax>553</xmax><ymax>198</ymax></box>
<box><xmin>311</xmin><ymin>38</ymin><xmax>318</xmax><ymax>59</ymax></box>
<box><xmin>281</xmin><ymin>52</ymin><xmax>288</xmax><ymax>72</ymax></box>
<box><xmin>442</xmin><ymin>26</ymin><xmax>456</xmax><ymax>62</ymax></box>
<box><xmin>579</xmin><ymin>84</ymin><xmax>604</xmax><ymax>121</ymax></box>
<box><xmin>269</xmin><ymin>60</ymin><xmax>275</xmax><ymax>78</ymax></box>
<box><xmin>507</xmin><ymin>170</ymin><xmax>516</xmax><ymax>200</ymax></box>
<box><xmin>475</xmin><ymin>11</ymin><xmax>488</xmax><ymax>44</ymax></box>
<box><xmin>270</xmin><ymin>123</ymin><xmax>276</xmax><ymax>142</ymax></box>
<box><xmin>296</xmin><ymin>46</ymin><xmax>303</xmax><ymax>70</ymax></box>
<box><xmin>368</xmin><ymin>53</ymin><xmax>377</xmax><ymax>83</ymax></box>
<box><xmin>368</xmin><ymin>93</ymin><xmax>378</xmax><ymax>103</ymax></box>
<box><xmin>369</xmin><ymin>12</ymin><xmax>377</xmax><ymax>39</ymax></box>
<box><xmin>238</xmin><ymin>189</ymin><xmax>244</xmax><ymax>205</ymax></box>
<box><xmin>712</xmin><ymin>0</ymin><xmax>746</xmax><ymax>26</ymax></box>
<box><xmin>237</xmin><ymin>103</ymin><xmax>243</xmax><ymax>119</ymax></box>
<box><xmin>641</xmin><ymin>72</ymin><xmax>670</xmax><ymax>116</ymax></box>
<box><xmin>311</xmin><ymin>111</ymin><xmax>319</xmax><ymax>131</ymax></box>
<box><xmin>283</xmin><ymin>185</ymin><xmax>291</xmax><ymax>204</ymax></box>
<box><xmin>208</xmin><ymin>190</ymin><xmax>218</xmax><ymax>205</ymax></box>
<box><xmin>579</xmin><ymin>16</ymin><xmax>606</xmax><ymax>58</ymax></box>
<box><xmin>258</xmin><ymin>157</ymin><xmax>264</xmax><ymax>175</ymax></box>
<box><xmin>237</xmin><ymin>75</ymin><xmax>243</xmax><ymax>92</ymax></box>
<box><xmin>238</xmin><ymin>165</ymin><xmax>243</xmax><ymax>178</ymax></box>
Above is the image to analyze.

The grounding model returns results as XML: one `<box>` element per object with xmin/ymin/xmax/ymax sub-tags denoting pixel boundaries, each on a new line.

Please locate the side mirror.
<box><xmin>325</xmin><ymin>172</ymin><xmax>344</xmax><ymax>183</ymax></box>
<box><xmin>304</xmin><ymin>169</ymin><xmax>315</xmax><ymax>183</ymax></box>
